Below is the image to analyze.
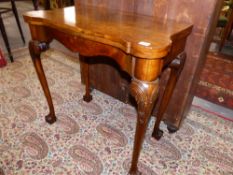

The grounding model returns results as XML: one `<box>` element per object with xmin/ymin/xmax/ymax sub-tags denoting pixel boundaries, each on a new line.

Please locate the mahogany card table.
<box><xmin>24</xmin><ymin>5</ymin><xmax>192</xmax><ymax>174</ymax></box>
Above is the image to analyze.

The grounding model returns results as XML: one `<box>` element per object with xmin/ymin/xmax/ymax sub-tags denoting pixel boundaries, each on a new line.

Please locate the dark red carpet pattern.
<box><xmin>195</xmin><ymin>52</ymin><xmax>233</xmax><ymax>109</ymax></box>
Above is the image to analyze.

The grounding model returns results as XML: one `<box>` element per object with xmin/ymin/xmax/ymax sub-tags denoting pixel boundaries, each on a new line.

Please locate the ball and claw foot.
<box><xmin>45</xmin><ymin>113</ymin><xmax>57</xmax><ymax>124</ymax></box>
<box><xmin>152</xmin><ymin>129</ymin><xmax>164</xmax><ymax>140</ymax></box>
<box><xmin>167</xmin><ymin>125</ymin><xmax>178</xmax><ymax>133</ymax></box>
<box><xmin>83</xmin><ymin>95</ymin><xmax>93</xmax><ymax>102</ymax></box>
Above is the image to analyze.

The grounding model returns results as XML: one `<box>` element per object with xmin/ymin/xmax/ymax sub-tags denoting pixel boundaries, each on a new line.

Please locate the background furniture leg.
<box><xmin>11</xmin><ymin>0</ymin><xmax>25</xmax><ymax>44</ymax></box>
<box><xmin>0</xmin><ymin>14</ymin><xmax>13</xmax><ymax>62</ymax></box>
<box><xmin>32</xmin><ymin>0</ymin><xmax>39</xmax><ymax>10</ymax></box>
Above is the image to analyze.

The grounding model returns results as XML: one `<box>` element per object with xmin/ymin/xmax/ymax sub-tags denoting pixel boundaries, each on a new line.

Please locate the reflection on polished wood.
<box><xmin>24</xmin><ymin>5</ymin><xmax>192</xmax><ymax>174</ymax></box>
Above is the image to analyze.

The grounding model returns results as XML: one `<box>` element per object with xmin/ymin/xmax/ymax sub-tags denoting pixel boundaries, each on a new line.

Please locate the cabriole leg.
<box><xmin>29</xmin><ymin>40</ymin><xmax>56</xmax><ymax>124</ymax></box>
<box><xmin>128</xmin><ymin>78</ymin><xmax>159</xmax><ymax>175</ymax></box>
<box><xmin>152</xmin><ymin>53</ymin><xmax>186</xmax><ymax>140</ymax></box>
<box><xmin>80</xmin><ymin>55</ymin><xmax>93</xmax><ymax>102</ymax></box>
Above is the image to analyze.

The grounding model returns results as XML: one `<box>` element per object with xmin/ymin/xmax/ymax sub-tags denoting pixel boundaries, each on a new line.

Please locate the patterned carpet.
<box><xmin>195</xmin><ymin>52</ymin><xmax>233</xmax><ymax>110</ymax></box>
<box><xmin>0</xmin><ymin>49</ymin><xmax>233</xmax><ymax>175</ymax></box>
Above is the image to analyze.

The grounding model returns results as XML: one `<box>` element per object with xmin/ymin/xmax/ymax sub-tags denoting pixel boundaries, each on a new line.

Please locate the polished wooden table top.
<box><xmin>24</xmin><ymin>5</ymin><xmax>192</xmax><ymax>59</ymax></box>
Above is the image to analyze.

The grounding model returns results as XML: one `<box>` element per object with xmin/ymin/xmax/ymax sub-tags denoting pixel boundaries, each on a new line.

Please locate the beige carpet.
<box><xmin>0</xmin><ymin>49</ymin><xmax>233</xmax><ymax>175</ymax></box>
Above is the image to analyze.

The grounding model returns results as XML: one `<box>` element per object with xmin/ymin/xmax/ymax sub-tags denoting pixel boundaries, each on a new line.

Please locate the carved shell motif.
<box><xmin>130</xmin><ymin>79</ymin><xmax>159</xmax><ymax>104</ymax></box>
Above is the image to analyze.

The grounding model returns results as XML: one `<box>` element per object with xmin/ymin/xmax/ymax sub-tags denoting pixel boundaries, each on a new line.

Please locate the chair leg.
<box><xmin>219</xmin><ymin>28</ymin><xmax>228</xmax><ymax>52</ymax></box>
<box><xmin>219</xmin><ymin>11</ymin><xmax>233</xmax><ymax>52</ymax></box>
<box><xmin>11</xmin><ymin>0</ymin><xmax>25</xmax><ymax>44</ymax></box>
<box><xmin>0</xmin><ymin>15</ymin><xmax>13</xmax><ymax>62</ymax></box>
<box><xmin>45</xmin><ymin>0</ymin><xmax>51</xmax><ymax>10</ymax></box>
<box><xmin>32</xmin><ymin>0</ymin><xmax>39</xmax><ymax>10</ymax></box>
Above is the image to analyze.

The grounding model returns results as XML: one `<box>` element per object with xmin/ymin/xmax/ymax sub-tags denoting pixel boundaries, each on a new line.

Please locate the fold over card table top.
<box><xmin>24</xmin><ymin>5</ymin><xmax>192</xmax><ymax>60</ymax></box>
